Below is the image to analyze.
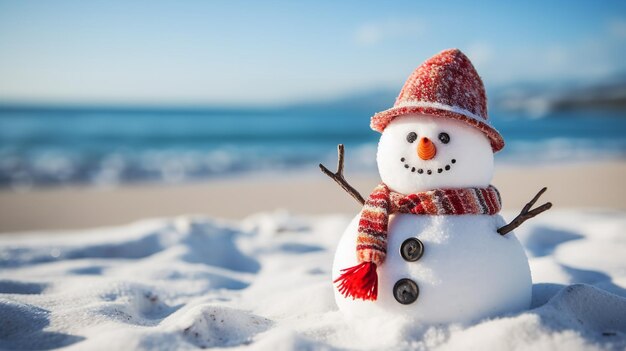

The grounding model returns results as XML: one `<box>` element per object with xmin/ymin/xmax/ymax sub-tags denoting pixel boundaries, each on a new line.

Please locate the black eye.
<box><xmin>406</xmin><ymin>132</ymin><xmax>417</xmax><ymax>143</ymax></box>
<box><xmin>438</xmin><ymin>132</ymin><xmax>450</xmax><ymax>144</ymax></box>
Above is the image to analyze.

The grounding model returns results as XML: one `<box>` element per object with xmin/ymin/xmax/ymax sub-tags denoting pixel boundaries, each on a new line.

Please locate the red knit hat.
<box><xmin>371</xmin><ymin>48</ymin><xmax>504</xmax><ymax>152</ymax></box>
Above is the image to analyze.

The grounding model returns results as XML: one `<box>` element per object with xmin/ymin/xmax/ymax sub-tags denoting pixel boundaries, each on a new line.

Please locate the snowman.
<box><xmin>320</xmin><ymin>49</ymin><xmax>551</xmax><ymax>324</ymax></box>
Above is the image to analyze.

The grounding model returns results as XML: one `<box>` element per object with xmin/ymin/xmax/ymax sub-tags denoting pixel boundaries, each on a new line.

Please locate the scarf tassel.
<box><xmin>334</xmin><ymin>262</ymin><xmax>378</xmax><ymax>301</ymax></box>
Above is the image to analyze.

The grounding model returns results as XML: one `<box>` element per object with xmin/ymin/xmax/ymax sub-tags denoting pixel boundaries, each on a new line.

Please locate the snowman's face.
<box><xmin>376</xmin><ymin>114</ymin><xmax>494</xmax><ymax>194</ymax></box>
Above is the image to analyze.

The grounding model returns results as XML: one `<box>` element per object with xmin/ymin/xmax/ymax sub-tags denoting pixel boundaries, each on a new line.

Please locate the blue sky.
<box><xmin>0</xmin><ymin>0</ymin><xmax>625</xmax><ymax>106</ymax></box>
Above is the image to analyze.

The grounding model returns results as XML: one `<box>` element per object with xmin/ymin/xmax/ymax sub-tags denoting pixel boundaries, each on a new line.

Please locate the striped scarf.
<box><xmin>335</xmin><ymin>183</ymin><xmax>502</xmax><ymax>301</ymax></box>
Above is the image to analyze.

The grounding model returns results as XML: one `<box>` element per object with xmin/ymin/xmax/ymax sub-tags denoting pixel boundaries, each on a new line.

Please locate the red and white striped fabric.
<box><xmin>334</xmin><ymin>183</ymin><xmax>502</xmax><ymax>301</ymax></box>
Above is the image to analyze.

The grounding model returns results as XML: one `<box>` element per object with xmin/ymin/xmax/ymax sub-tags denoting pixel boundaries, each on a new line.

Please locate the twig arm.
<box><xmin>319</xmin><ymin>144</ymin><xmax>365</xmax><ymax>206</ymax></box>
<box><xmin>498</xmin><ymin>187</ymin><xmax>552</xmax><ymax>236</ymax></box>
<box><xmin>522</xmin><ymin>186</ymin><xmax>546</xmax><ymax>213</ymax></box>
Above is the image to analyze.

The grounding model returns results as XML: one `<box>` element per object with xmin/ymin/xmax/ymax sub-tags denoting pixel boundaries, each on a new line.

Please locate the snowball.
<box><xmin>333</xmin><ymin>213</ymin><xmax>532</xmax><ymax>324</ymax></box>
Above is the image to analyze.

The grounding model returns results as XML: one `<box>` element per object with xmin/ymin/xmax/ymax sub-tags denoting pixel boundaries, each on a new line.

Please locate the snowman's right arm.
<box><xmin>319</xmin><ymin>144</ymin><xmax>365</xmax><ymax>206</ymax></box>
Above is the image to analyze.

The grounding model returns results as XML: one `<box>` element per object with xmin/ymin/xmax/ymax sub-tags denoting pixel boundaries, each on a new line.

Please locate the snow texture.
<box><xmin>0</xmin><ymin>209</ymin><xmax>625</xmax><ymax>350</ymax></box>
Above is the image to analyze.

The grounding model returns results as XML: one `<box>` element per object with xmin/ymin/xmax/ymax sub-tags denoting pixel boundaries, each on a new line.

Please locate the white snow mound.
<box><xmin>0</xmin><ymin>210</ymin><xmax>625</xmax><ymax>350</ymax></box>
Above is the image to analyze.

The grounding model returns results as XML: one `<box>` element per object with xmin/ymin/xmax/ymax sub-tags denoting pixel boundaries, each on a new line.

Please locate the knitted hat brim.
<box><xmin>371</xmin><ymin>105</ymin><xmax>505</xmax><ymax>153</ymax></box>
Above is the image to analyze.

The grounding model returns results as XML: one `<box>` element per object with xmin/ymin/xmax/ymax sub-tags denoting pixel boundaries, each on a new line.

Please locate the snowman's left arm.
<box><xmin>497</xmin><ymin>187</ymin><xmax>552</xmax><ymax>236</ymax></box>
<box><xmin>319</xmin><ymin>144</ymin><xmax>365</xmax><ymax>206</ymax></box>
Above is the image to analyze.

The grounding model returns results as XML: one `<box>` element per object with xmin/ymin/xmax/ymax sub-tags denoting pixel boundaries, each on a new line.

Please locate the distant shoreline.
<box><xmin>2</xmin><ymin>102</ymin><xmax>624</xmax><ymax>189</ymax></box>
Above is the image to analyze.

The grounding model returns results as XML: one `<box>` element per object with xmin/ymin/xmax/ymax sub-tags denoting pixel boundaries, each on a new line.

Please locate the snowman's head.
<box><xmin>376</xmin><ymin>114</ymin><xmax>494</xmax><ymax>194</ymax></box>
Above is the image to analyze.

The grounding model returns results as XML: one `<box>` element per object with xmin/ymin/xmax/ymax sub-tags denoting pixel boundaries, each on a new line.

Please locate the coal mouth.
<box><xmin>400</xmin><ymin>157</ymin><xmax>456</xmax><ymax>175</ymax></box>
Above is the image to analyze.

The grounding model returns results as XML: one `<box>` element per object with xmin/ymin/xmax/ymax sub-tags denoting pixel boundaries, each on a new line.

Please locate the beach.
<box><xmin>0</xmin><ymin>160</ymin><xmax>624</xmax><ymax>233</ymax></box>
<box><xmin>1</xmin><ymin>155</ymin><xmax>625</xmax><ymax>351</ymax></box>
<box><xmin>1</xmin><ymin>171</ymin><xmax>625</xmax><ymax>350</ymax></box>
<box><xmin>3</xmin><ymin>2</ymin><xmax>626</xmax><ymax>349</ymax></box>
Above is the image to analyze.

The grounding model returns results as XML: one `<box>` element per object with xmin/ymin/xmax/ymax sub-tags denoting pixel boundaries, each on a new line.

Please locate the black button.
<box><xmin>393</xmin><ymin>278</ymin><xmax>419</xmax><ymax>305</ymax></box>
<box><xmin>400</xmin><ymin>238</ymin><xmax>424</xmax><ymax>262</ymax></box>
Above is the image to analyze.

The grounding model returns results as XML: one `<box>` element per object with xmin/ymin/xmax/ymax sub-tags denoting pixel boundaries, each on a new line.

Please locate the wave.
<box><xmin>0</xmin><ymin>139</ymin><xmax>624</xmax><ymax>190</ymax></box>
<box><xmin>1</xmin><ymin>108</ymin><xmax>625</xmax><ymax>189</ymax></box>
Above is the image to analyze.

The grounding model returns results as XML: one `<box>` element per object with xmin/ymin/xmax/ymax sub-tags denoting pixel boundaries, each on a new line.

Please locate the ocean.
<box><xmin>0</xmin><ymin>106</ymin><xmax>624</xmax><ymax>189</ymax></box>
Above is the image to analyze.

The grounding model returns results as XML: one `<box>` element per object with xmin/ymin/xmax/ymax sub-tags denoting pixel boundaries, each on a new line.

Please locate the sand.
<box><xmin>0</xmin><ymin>161</ymin><xmax>624</xmax><ymax>233</ymax></box>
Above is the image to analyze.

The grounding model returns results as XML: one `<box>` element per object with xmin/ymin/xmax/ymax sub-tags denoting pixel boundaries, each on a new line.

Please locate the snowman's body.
<box><xmin>332</xmin><ymin>111</ymin><xmax>533</xmax><ymax>324</ymax></box>
<box><xmin>333</xmin><ymin>213</ymin><xmax>532</xmax><ymax>324</ymax></box>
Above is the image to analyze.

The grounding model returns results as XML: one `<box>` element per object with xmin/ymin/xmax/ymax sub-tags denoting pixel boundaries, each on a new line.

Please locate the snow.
<box><xmin>0</xmin><ymin>209</ymin><xmax>625</xmax><ymax>350</ymax></box>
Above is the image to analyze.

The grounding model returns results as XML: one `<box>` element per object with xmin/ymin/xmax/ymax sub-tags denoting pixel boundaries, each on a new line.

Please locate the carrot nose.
<box><xmin>417</xmin><ymin>137</ymin><xmax>437</xmax><ymax>160</ymax></box>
